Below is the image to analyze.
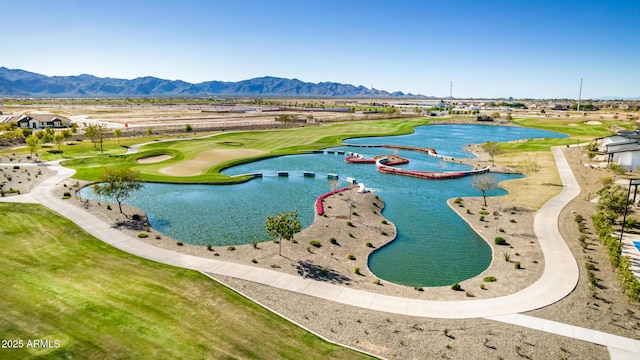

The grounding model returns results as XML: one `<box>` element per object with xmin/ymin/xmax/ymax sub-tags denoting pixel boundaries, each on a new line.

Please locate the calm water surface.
<box><xmin>80</xmin><ymin>124</ymin><xmax>566</xmax><ymax>286</ymax></box>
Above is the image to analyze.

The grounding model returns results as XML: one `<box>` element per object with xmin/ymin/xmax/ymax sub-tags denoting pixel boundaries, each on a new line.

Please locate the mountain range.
<box><xmin>0</xmin><ymin>67</ymin><xmax>423</xmax><ymax>98</ymax></box>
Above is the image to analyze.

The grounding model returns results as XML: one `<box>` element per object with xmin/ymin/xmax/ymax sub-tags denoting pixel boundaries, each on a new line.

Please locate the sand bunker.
<box><xmin>137</xmin><ymin>154</ymin><xmax>172</xmax><ymax>164</ymax></box>
<box><xmin>159</xmin><ymin>149</ymin><xmax>265</xmax><ymax>176</ymax></box>
<box><xmin>567</xmin><ymin>123</ymin><xmax>579</xmax><ymax>127</ymax></box>
<box><xmin>585</xmin><ymin>121</ymin><xmax>602</xmax><ymax>125</ymax></box>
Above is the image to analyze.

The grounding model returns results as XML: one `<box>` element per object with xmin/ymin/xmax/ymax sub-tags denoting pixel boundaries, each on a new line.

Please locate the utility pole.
<box><xmin>577</xmin><ymin>78</ymin><xmax>583</xmax><ymax>112</ymax></box>
<box><xmin>449</xmin><ymin>81</ymin><xmax>453</xmax><ymax>99</ymax></box>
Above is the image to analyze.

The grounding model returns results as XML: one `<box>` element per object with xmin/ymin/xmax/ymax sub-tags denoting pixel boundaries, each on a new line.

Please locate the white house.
<box><xmin>8</xmin><ymin>114</ymin><xmax>71</xmax><ymax>129</ymax></box>
<box><xmin>604</xmin><ymin>129</ymin><xmax>640</xmax><ymax>170</ymax></box>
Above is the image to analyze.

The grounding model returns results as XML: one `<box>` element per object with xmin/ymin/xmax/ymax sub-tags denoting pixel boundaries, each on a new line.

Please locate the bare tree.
<box><xmin>482</xmin><ymin>142</ymin><xmax>504</xmax><ymax>165</ymax></box>
<box><xmin>518</xmin><ymin>159</ymin><xmax>541</xmax><ymax>185</ymax></box>
<box><xmin>471</xmin><ymin>174</ymin><xmax>499</xmax><ymax>206</ymax></box>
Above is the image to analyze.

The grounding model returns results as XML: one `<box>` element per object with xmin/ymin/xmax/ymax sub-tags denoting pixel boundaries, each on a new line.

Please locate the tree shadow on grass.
<box><xmin>296</xmin><ymin>260</ymin><xmax>351</xmax><ymax>285</ymax></box>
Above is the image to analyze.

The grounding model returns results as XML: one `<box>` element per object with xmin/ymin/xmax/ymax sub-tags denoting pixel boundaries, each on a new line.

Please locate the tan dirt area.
<box><xmin>136</xmin><ymin>154</ymin><xmax>172</xmax><ymax>164</ymax></box>
<box><xmin>158</xmin><ymin>149</ymin><xmax>265</xmax><ymax>176</ymax></box>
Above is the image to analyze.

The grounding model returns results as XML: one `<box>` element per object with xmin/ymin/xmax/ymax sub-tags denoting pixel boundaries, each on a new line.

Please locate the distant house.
<box><xmin>9</xmin><ymin>114</ymin><xmax>71</xmax><ymax>129</ymax></box>
<box><xmin>603</xmin><ymin>129</ymin><xmax>640</xmax><ymax>170</ymax></box>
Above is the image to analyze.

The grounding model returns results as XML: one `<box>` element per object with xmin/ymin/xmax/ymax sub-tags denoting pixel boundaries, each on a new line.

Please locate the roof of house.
<box><xmin>8</xmin><ymin>114</ymin><xmax>70</xmax><ymax>123</ymax></box>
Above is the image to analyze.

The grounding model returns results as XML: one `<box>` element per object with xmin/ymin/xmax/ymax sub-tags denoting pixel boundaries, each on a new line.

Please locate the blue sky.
<box><xmin>2</xmin><ymin>0</ymin><xmax>638</xmax><ymax>99</ymax></box>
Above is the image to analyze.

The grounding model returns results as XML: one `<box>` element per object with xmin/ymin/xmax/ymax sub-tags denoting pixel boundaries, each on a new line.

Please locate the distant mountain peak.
<box><xmin>0</xmin><ymin>67</ymin><xmax>425</xmax><ymax>98</ymax></box>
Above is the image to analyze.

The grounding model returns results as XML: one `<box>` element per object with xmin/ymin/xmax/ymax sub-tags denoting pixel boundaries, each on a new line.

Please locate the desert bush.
<box><xmin>329</xmin><ymin>237</ymin><xmax>338</xmax><ymax>245</ymax></box>
<box><xmin>454</xmin><ymin>197</ymin><xmax>463</xmax><ymax>203</ymax></box>
<box><xmin>346</xmin><ymin>221</ymin><xmax>354</xmax><ymax>227</ymax></box>
<box><xmin>365</xmin><ymin>242</ymin><xmax>373</xmax><ymax>248</ymax></box>
<box><xmin>381</xmin><ymin>230</ymin><xmax>388</xmax><ymax>236</ymax></box>
<box><xmin>483</xmin><ymin>276</ymin><xmax>497</xmax><ymax>282</ymax></box>
<box><xmin>498</xmin><ymin>228</ymin><xmax>505</xmax><ymax>233</ymax></box>
<box><xmin>176</xmin><ymin>241</ymin><xmax>184</xmax><ymax>246</ymax></box>
<box><xmin>227</xmin><ymin>246</ymin><xmax>236</xmax><ymax>251</ymax></box>
<box><xmin>251</xmin><ymin>259</ymin><xmax>258</xmax><ymax>264</ymax></box>
<box><xmin>494</xmin><ymin>237</ymin><xmax>507</xmax><ymax>245</ymax></box>
<box><xmin>346</xmin><ymin>254</ymin><xmax>356</xmax><ymax>260</ymax></box>
<box><xmin>309</xmin><ymin>240</ymin><xmax>321</xmax><ymax>248</ymax></box>
<box><xmin>137</xmin><ymin>233</ymin><xmax>149</xmax><ymax>238</ymax></box>
<box><xmin>206</xmin><ymin>244</ymin><xmax>213</xmax><ymax>251</ymax></box>
<box><xmin>352</xmin><ymin>211</ymin><xmax>358</xmax><ymax>216</ymax></box>
<box><xmin>514</xmin><ymin>262</ymin><xmax>521</xmax><ymax>269</ymax></box>
<box><xmin>479</xmin><ymin>284</ymin><xmax>486</xmax><ymax>290</ymax></box>
<box><xmin>451</xmin><ymin>283</ymin><xmax>461</xmax><ymax>291</ymax></box>
<box><xmin>381</xmin><ymin>220</ymin><xmax>388</xmax><ymax>225</ymax></box>
<box><xmin>353</xmin><ymin>267</ymin><xmax>361</xmax><ymax>275</ymax></box>
<box><xmin>479</xmin><ymin>215</ymin><xmax>485</xmax><ymax>221</ymax></box>
<box><xmin>155</xmin><ymin>235</ymin><xmax>161</xmax><ymax>239</ymax></box>
<box><xmin>349</xmin><ymin>232</ymin><xmax>355</xmax><ymax>238</ymax></box>
<box><xmin>479</xmin><ymin>210</ymin><xmax>490</xmax><ymax>215</ymax></box>
<box><xmin>132</xmin><ymin>214</ymin><xmax>142</xmax><ymax>221</ymax></box>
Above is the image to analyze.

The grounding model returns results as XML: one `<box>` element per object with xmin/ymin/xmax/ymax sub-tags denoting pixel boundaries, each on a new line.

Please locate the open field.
<box><xmin>0</xmin><ymin>203</ymin><xmax>373</xmax><ymax>360</ymax></box>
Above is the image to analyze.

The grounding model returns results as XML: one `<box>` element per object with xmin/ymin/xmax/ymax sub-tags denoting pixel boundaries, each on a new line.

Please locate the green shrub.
<box><xmin>466</xmin><ymin>209</ymin><xmax>471</xmax><ymax>214</ymax></box>
<box><xmin>575</xmin><ymin>214</ymin><xmax>584</xmax><ymax>223</ymax></box>
<box><xmin>381</xmin><ymin>230</ymin><xmax>388</xmax><ymax>236</ymax></box>
<box><xmin>352</xmin><ymin>211</ymin><xmax>358</xmax><ymax>216</ymax></box>
<box><xmin>349</xmin><ymin>232</ymin><xmax>355</xmax><ymax>238</ymax></box>
<box><xmin>346</xmin><ymin>254</ymin><xmax>356</xmax><ymax>260</ymax></box>
<box><xmin>372</xmin><ymin>279</ymin><xmax>381</xmax><ymax>285</ymax></box>
<box><xmin>227</xmin><ymin>246</ymin><xmax>236</xmax><ymax>251</ymax></box>
<box><xmin>414</xmin><ymin>286</ymin><xmax>424</xmax><ymax>292</ymax></box>
<box><xmin>176</xmin><ymin>241</ymin><xmax>184</xmax><ymax>246</ymax></box>
<box><xmin>479</xmin><ymin>284</ymin><xmax>486</xmax><ymax>290</ymax></box>
<box><xmin>365</xmin><ymin>242</ymin><xmax>373</xmax><ymax>248</ymax></box>
<box><xmin>137</xmin><ymin>233</ymin><xmax>149</xmax><ymax>238</ymax></box>
<box><xmin>514</xmin><ymin>262</ymin><xmax>521</xmax><ymax>269</ymax></box>
<box><xmin>346</xmin><ymin>221</ymin><xmax>354</xmax><ymax>227</ymax></box>
<box><xmin>206</xmin><ymin>244</ymin><xmax>213</xmax><ymax>251</ymax></box>
<box><xmin>483</xmin><ymin>276</ymin><xmax>497</xmax><ymax>282</ymax></box>
<box><xmin>479</xmin><ymin>210</ymin><xmax>490</xmax><ymax>215</ymax></box>
<box><xmin>309</xmin><ymin>240</ymin><xmax>321</xmax><ymax>248</ymax></box>
<box><xmin>270</xmin><ymin>264</ymin><xmax>281</xmax><ymax>269</ymax></box>
<box><xmin>251</xmin><ymin>259</ymin><xmax>258</xmax><ymax>264</ymax></box>
<box><xmin>479</xmin><ymin>215</ymin><xmax>485</xmax><ymax>221</ymax></box>
<box><xmin>353</xmin><ymin>267</ymin><xmax>361</xmax><ymax>275</ymax></box>
<box><xmin>498</xmin><ymin>228</ymin><xmax>505</xmax><ymax>233</ymax></box>
<box><xmin>329</xmin><ymin>237</ymin><xmax>338</xmax><ymax>245</ymax></box>
<box><xmin>106</xmin><ymin>204</ymin><xmax>112</xmax><ymax>210</ymax></box>
<box><xmin>494</xmin><ymin>237</ymin><xmax>507</xmax><ymax>245</ymax></box>
<box><xmin>132</xmin><ymin>214</ymin><xmax>142</xmax><ymax>221</ymax></box>
<box><xmin>454</xmin><ymin>197</ymin><xmax>463</xmax><ymax>203</ymax></box>
<box><xmin>510</xmin><ymin>219</ymin><xmax>517</xmax><ymax>223</ymax></box>
<box><xmin>451</xmin><ymin>283</ymin><xmax>461</xmax><ymax>291</ymax></box>
<box><xmin>381</xmin><ymin>220</ymin><xmax>388</xmax><ymax>225</ymax></box>
<box><xmin>371</xmin><ymin>210</ymin><xmax>377</xmax><ymax>214</ymax></box>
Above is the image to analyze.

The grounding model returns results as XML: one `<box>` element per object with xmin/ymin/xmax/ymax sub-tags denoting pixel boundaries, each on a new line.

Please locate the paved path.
<box><xmin>3</xmin><ymin>146</ymin><xmax>640</xmax><ymax>358</ymax></box>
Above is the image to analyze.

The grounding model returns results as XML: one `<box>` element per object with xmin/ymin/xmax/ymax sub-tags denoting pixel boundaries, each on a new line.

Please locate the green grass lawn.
<box><xmin>0</xmin><ymin>203</ymin><xmax>373</xmax><ymax>360</ymax></box>
<box><xmin>60</xmin><ymin>118</ymin><xmax>432</xmax><ymax>182</ymax></box>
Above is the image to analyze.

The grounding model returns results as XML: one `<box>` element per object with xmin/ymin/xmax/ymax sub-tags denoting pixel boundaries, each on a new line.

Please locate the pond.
<box><xmin>80</xmin><ymin>124</ymin><xmax>567</xmax><ymax>286</ymax></box>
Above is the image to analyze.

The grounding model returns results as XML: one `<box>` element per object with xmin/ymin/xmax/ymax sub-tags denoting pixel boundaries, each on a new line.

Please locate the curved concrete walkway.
<box><xmin>3</xmin><ymin>146</ymin><xmax>640</xmax><ymax>357</ymax></box>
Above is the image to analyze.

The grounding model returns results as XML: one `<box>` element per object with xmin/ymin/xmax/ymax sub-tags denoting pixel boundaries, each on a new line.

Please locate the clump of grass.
<box><xmin>503</xmin><ymin>252</ymin><xmax>511</xmax><ymax>262</ymax></box>
<box><xmin>137</xmin><ymin>232</ymin><xmax>149</xmax><ymax>238</ymax></box>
